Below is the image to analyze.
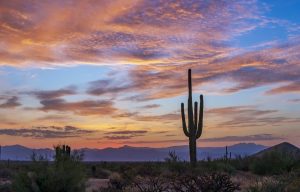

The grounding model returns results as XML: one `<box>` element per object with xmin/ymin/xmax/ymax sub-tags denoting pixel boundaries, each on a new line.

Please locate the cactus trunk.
<box><xmin>189</xmin><ymin>136</ymin><xmax>197</xmax><ymax>165</ymax></box>
<box><xmin>181</xmin><ymin>69</ymin><xmax>204</xmax><ymax>166</ymax></box>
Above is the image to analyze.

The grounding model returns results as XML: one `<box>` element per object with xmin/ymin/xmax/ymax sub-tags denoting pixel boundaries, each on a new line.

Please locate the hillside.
<box><xmin>253</xmin><ymin>142</ymin><xmax>300</xmax><ymax>159</ymax></box>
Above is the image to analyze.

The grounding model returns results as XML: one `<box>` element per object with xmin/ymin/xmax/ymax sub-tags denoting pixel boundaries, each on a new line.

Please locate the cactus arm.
<box><xmin>196</xmin><ymin>95</ymin><xmax>204</xmax><ymax>139</ymax></box>
<box><xmin>181</xmin><ymin>103</ymin><xmax>190</xmax><ymax>137</ymax></box>
<box><xmin>194</xmin><ymin>101</ymin><xmax>198</xmax><ymax>129</ymax></box>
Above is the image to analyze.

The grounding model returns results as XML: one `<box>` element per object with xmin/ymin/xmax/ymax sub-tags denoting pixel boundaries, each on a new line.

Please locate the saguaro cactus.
<box><xmin>55</xmin><ymin>144</ymin><xmax>71</xmax><ymax>161</ymax></box>
<box><xmin>225</xmin><ymin>146</ymin><xmax>228</xmax><ymax>161</ymax></box>
<box><xmin>181</xmin><ymin>69</ymin><xmax>204</xmax><ymax>166</ymax></box>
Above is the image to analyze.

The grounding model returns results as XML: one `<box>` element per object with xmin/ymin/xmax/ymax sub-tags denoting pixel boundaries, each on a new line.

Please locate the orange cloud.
<box><xmin>39</xmin><ymin>98</ymin><xmax>117</xmax><ymax>116</ymax></box>
<box><xmin>266</xmin><ymin>81</ymin><xmax>300</xmax><ymax>94</ymax></box>
<box><xmin>0</xmin><ymin>0</ymin><xmax>260</xmax><ymax>67</ymax></box>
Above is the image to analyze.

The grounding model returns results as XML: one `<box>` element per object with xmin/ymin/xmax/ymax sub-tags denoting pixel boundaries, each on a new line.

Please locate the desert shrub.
<box><xmin>250</xmin><ymin>151</ymin><xmax>297</xmax><ymax>175</ymax></box>
<box><xmin>99</xmin><ymin>172</ymin><xmax>130</xmax><ymax>192</ymax></box>
<box><xmin>230</xmin><ymin>155</ymin><xmax>251</xmax><ymax>171</ymax></box>
<box><xmin>0</xmin><ymin>168</ymin><xmax>13</xmax><ymax>179</ymax></box>
<box><xmin>91</xmin><ymin>165</ymin><xmax>97</xmax><ymax>177</ymax></box>
<box><xmin>164</xmin><ymin>151</ymin><xmax>186</xmax><ymax>173</ymax></box>
<box><xmin>196</xmin><ymin>160</ymin><xmax>236</xmax><ymax>174</ymax></box>
<box><xmin>131</xmin><ymin>176</ymin><xmax>169</xmax><ymax>192</ymax></box>
<box><xmin>89</xmin><ymin>164</ymin><xmax>111</xmax><ymax>179</ymax></box>
<box><xmin>247</xmin><ymin>173</ymin><xmax>300</xmax><ymax>192</ymax></box>
<box><xmin>285</xmin><ymin>177</ymin><xmax>300</xmax><ymax>192</ymax></box>
<box><xmin>211</xmin><ymin>162</ymin><xmax>235</xmax><ymax>174</ymax></box>
<box><xmin>165</xmin><ymin>151</ymin><xmax>180</xmax><ymax>163</ymax></box>
<box><xmin>170</xmin><ymin>172</ymin><xmax>240</xmax><ymax>192</ymax></box>
<box><xmin>100</xmin><ymin>172</ymin><xmax>239</xmax><ymax>192</ymax></box>
<box><xmin>246</xmin><ymin>178</ymin><xmax>286</xmax><ymax>192</ymax></box>
<box><xmin>136</xmin><ymin>164</ymin><xmax>156</xmax><ymax>176</ymax></box>
<box><xmin>12</xmin><ymin>145</ymin><xmax>86</xmax><ymax>192</ymax></box>
<box><xmin>291</xmin><ymin>160</ymin><xmax>300</xmax><ymax>172</ymax></box>
<box><xmin>0</xmin><ymin>183</ymin><xmax>12</xmax><ymax>192</ymax></box>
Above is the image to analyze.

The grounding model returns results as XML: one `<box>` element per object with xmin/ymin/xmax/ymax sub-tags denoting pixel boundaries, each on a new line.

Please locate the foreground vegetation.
<box><xmin>0</xmin><ymin>149</ymin><xmax>299</xmax><ymax>192</ymax></box>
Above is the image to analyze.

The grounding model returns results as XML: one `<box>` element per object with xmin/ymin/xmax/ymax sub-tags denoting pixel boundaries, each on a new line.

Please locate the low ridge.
<box><xmin>253</xmin><ymin>142</ymin><xmax>300</xmax><ymax>159</ymax></box>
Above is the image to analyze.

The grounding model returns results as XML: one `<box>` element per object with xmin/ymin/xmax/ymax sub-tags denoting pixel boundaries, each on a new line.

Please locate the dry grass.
<box><xmin>85</xmin><ymin>178</ymin><xmax>109</xmax><ymax>192</ymax></box>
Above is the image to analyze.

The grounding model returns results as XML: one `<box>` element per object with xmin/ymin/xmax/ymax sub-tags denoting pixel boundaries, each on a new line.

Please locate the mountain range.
<box><xmin>0</xmin><ymin>143</ymin><xmax>268</xmax><ymax>161</ymax></box>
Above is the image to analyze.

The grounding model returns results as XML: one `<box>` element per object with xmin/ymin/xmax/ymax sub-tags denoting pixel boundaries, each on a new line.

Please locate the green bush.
<box><xmin>196</xmin><ymin>160</ymin><xmax>236</xmax><ymax>174</ymax></box>
<box><xmin>12</xmin><ymin>145</ymin><xmax>86</xmax><ymax>192</ymax></box>
<box><xmin>250</xmin><ymin>151</ymin><xmax>297</xmax><ymax>175</ymax></box>
<box><xmin>230</xmin><ymin>155</ymin><xmax>251</xmax><ymax>171</ymax></box>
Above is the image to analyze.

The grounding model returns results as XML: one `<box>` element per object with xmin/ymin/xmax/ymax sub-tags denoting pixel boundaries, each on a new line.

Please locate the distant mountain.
<box><xmin>0</xmin><ymin>144</ymin><xmax>53</xmax><ymax>161</ymax></box>
<box><xmin>253</xmin><ymin>142</ymin><xmax>300</xmax><ymax>159</ymax></box>
<box><xmin>0</xmin><ymin>143</ymin><xmax>267</xmax><ymax>161</ymax></box>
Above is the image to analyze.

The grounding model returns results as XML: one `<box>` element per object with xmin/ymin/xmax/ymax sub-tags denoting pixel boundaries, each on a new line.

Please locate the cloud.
<box><xmin>37</xmin><ymin>115</ymin><xmax>73</xmax><ymax>121</ymax></box>
<box><xmin>27</xmin><ymin>86</ymin><xmax>77</xmax><ymax>100</ymax></box>
<box><xmin>105</xmin><ymin>130</ymin><xmax>147</xmax><ymax>135</ymax></box>
<box><xmin>104</xmin><ymin>130</ymin><xmax>147</xmax><ymax>140</ymax></box>
<box><xmin>208</xmin><ymin>105</ymin><xmax>300</xmax><ymax>128</ymax></box>
<box><xmin>208</xmin><ymin>106</ymin><xmax>277</xmax><ymax>116</ymax></box>
<box><xmin>104</xmin><ymin>136</ymin><xmax>134</xmax><ymax>140</ymax></box>
<box><xmin>119</xmin><ymin>139</ymin><xmax>187</xmax><ymax>144</ymax></box>
<box><xmin>134</xmin><ymin>113</ymin><xmax>179</xmax><ymax>122</ymax></box>
<box><xmin>266</xmin><ymin>81</ymin><xmax>300</xmax><ymax>95</ymax></box>
<box><xmin>140</xmin><ymin>104</ymin><xmax>160</xmax><ymax>109</ymax></box>
<box><xmin>288</xmin><ymin>98</ymin><xmax>300</xmax><ymax>103</ymax></box>
<box><xmin>38</xmin><ymin>98</ymin><xmax>117</xmax><ymax>116</ymax></box>
<box><xmin>1</xmin><ymin>0</ymin><xmax>300</xmax><ymax>99</ymax></box>
<box><xmin>0</xmin><ymin>0</ymin><xmax>262</xmax><ymax>67</ymax></box>
<box><xmin>87</xmin><ymin>79</ymin><xmax>131</xmax><ymax>96</ymax></box>
<box><xmin>0</xmin><ymin>96</ymin><xmax>21</xmax><ymax>108</ymax></box>
<box><xmin>201</xmin><ymin>134</ymin><xmax>283</xmax><ymax>142</ymax></box>
<box><xmin>0</xmin><ymin>125</ymin><xmax>95</xmax><ymax>138</ymax></box>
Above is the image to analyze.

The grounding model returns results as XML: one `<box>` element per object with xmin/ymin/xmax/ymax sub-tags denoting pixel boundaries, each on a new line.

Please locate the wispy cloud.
<box><xmin>0</xmin><ymin>96</ymin><xmax>21</xmax><ymax>108</ymax></box>
<box><xmin>266</xmin><ymin>81</ymin><xmax>300</xmax><ymax>95</ymax></box>
<box><xmin>208</xmin><ymin>106</ymin><xmax>277</xmax><ymax>116</ymax></box>
<box><xmin>202</xmin><ymin>134</ymin><xmax>283</xmax><ymax>142</ymax></box>
<box><xmin>140</xmin><ymin>104</ymin><xmax>160</xmax><ymax>109</ymax></box>
<box><xmin>0</xmin><ymin>125</ymin><xmax>95</xmax><ymax>139</ymax></box>
<box><xmin>0</xmin><ymin>0</ymin><xmax>262</xmax><ymax>67</ymax></box>
<box><xmin>288</xmin><ymin>98</ymin><xmax>300</xmax><ymax>103</ymax></box>
<box><xmin>27</xmin><ymin>86</ymin><xmax>77</xmax><ymax>100</ymax></box>
<box><xmin>208</xmin><ymin>106</ymin><xmax>300</xmax><ymax>128</ymax></box>
<box><xmin>38</xmin><ymin>98</ymin><xmax>117</xmax><ymax>116</ymax></box>
<box><xmin>1</xmin><ymin>1</ymin><xmax>299</xmax><ymax>98</ymax></box>
<box><xmin>104</xmin><ymin>130</ymin><xmax>148</xmax><ymax>140</ymax></box>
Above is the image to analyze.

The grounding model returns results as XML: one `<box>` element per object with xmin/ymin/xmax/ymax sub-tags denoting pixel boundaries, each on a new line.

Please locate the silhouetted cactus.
<box><xmin>55</xmin><ymin>144</ymin><xmax>71</xmax><ymax>161</ymax></box>
<box><xmin>225</xmin><ymin>146</ymin><xmax>228</xmax><ymax>161</ymax></box>
<box><xmin>181</xmin><ymin>69</ymin><xmax>204</xmax><ymax>166</ymax></box>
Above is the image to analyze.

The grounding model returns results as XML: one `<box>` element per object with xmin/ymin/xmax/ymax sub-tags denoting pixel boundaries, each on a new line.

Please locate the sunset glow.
<box><xmin>0</xmin><ymin>0</ymin><xmax>300</xmax><ymax>149</ymax></box>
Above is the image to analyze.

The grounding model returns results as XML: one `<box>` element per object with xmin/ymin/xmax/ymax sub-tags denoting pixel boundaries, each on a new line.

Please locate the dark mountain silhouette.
<box><xmin>253</xmin><ymin>142</ymin><xmax>300</xmax><ymax>159</ymax></box>
<box><xmin>1</xmin><ymin>144</ymin><xmax>53</xmax><ymax>161</ymax></box>
<box><xmin>0</xmin><ymin>143</ymin><xmax>267</xmax><ymax>161</ymax></box>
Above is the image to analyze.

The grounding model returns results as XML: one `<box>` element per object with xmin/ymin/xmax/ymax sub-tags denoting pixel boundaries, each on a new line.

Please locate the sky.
<box><xmin>0</xmin><ymin>0</ymin><xmax>300</xmax><ymax>149</ymax></box>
